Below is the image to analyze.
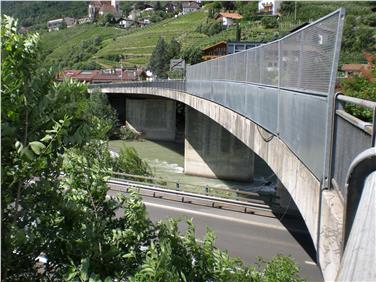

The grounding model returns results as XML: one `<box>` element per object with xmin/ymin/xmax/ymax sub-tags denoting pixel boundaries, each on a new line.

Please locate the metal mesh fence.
<box><xmin>184</xmin><ymin>9</ymin><xmax>344</xmax><ymax>179</ymax></box>
<box><xmin>186</xmin><ymin>9</ymin><xmax>343</xmax><ymax>95</ymax></box>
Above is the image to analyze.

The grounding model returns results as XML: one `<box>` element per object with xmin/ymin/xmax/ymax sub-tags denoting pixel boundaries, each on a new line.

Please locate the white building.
<box><xmin>119</xmin><ymin>19</ymin><xmax>134</xmax><ymax>28</ymax></box>
<box><xmin>47</xmin><ymin>19</ymin><xmax>63</xmax><ymax>32</ymax></box>
<box><xmin>182</xmin><ymin>1</ymin><xmax>200</xmax><ymax>15</ymax></box>
<box><xmin>258</xmin><ymin>0</ymin><xmax>281</xmax><ymax>16</ymax></box>
<box><xmin>216</xmin><ymin>12</ymin><xmax>242</xmax><ymax>27</ymax></box>
<box><xmin>47</xmin><ymin>17</ymin><xmax>76</xmax><ymax>32</ymax></box>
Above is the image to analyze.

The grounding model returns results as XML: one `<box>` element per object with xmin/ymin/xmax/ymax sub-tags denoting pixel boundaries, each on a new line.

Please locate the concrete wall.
<box><xmin>126</xmin><ymin>98</ymin><xmax>176</xmax><ymax>141</ymax></box>
<box><xmin>185</xmin><ymin>107</ymin><xmax>254</xmax><ymax>181</ymax></box>
<box><xmin>94</xmin><ymin>87</ymin><xmax>345</xmax><ymax>281</ymax></box>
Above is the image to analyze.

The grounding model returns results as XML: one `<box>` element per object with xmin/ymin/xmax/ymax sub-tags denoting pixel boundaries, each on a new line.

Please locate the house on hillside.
<box><xmin>215</xmin><ymin>12</ymin><xmax>242</xmax><ymax>27</ymax></box>
<box><xmin>165</xmin><ymin>2</ymin><xmax>178</xmax><ymax>13</ymax></box>
<box><xmin>64</xmin><ymin>17</ymin><xmax>76</xmax><ymax>27</ymax></box>
<box><xmin>341</xmin><ymin>64</ymin><xmax>371</xmax><ymax>78</ymax></box>
<box><xmin>47</xmin><ymin>17</ymin><xmax>76</xmax><ymax>32</ymax></box>
<box><xmin>227</xmin><ymin>41</ymin><xmax>262</xmax><ymax>54</ymax></box>
<box><xmin>88</xmin><ymin>0</ymin><xmax>121</xmax><ymax>21</ymax></box>
<box><xmin>258</xmin><ymin>0</ymin><xmax>280</xmax><ymax>15</ymax></box>
<box><xmin>201</xmin><ymin>40</ymin><xmax>264</xmax><ymax>60</ymax></box>
<box><xmin>182</xmin><ymin>1</ymin><xmax>200</xmax><ymax>15</ymax></box>
<box><xmin>47</xmin><ymin>19</ymin><xmax>63</xmax><ymax>31</ymax></box>
<box><xmin>201</xmin><ymin>41</ymin><xmax>227</xmax><ymax>61</ymax></box>
<box><xmin>78</xmin><ymin>17</ymin><xmax>91</xmax><ymax>24</ymax></box>
<box><xmin>119</xmin><ymin>18</ymin><xmax>134</xmax><ymax>28</ymax></box>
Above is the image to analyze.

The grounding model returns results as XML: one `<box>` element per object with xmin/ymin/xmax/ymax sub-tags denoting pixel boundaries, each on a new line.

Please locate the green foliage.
<box><xmin>113</xmin><ymin>146</ymin><xmax>153</xmax><ymax>177</ymax></box>
<box><xmin>149</xmin><ymin>37</ymin><xmax>181</xmax><ymax>78</ymax></box>
<box><xmin>236</xmin><ymin>1</ymin><xmax>258</xmax><ymax>21</ymax></box>
<box><xmin>1</xmin><ymin>1</ymin><xmax>87</xmax><ymax>29</ymax></box>
<box><xmin>181</xmin><ymin>45</ymin><xmax>203</xmax><ymax>65</ymax></box>
<box><xmin>1</xmin><ymin>17</ymin><xmax>118</xmax><ymax>279</ymax></box>
<box><xmin>56</xmin><ymin>35</ymin><xmax>104</xmax><ymax>69</ymax></box>
<box><xmin>149</xmin><ymin>37</ymin><xmax>168</xmax><ymax>78</ymax></box>
<box><xmin>261</xmin><ymin>16</ymin><xmax>279</xmax><ymax>29</ymax></box>
<box><xmin>341</xmin><ymin>64</ymin><xmax>376</xmax><ymax>122</ymax></box>
<box><xmin>196</xmin><ymin>20</ymin><xmax>223</xmax><ymax>36</ymax></box>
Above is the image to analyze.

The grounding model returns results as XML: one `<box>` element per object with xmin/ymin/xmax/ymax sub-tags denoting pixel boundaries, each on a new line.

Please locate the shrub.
<box><xmin>113</xmin><ymin>146</ymin><xmax>153</xmax><ymax>177</ymax></box>
<box><xmin>261</xmin><ymin>16</ymin><xmax>279</xmax><ymax>29</ymax></box>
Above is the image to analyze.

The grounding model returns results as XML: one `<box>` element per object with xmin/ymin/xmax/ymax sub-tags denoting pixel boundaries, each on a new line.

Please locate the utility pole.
<box><xmin>294</xmin><ymin>1</ymin><xmax>297</xmax><ymax>22</ymax></box>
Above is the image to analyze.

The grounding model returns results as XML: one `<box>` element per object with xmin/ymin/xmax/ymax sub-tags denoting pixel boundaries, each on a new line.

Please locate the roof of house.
<box><xmin>182</xmin><ymin>1</ymin><xmax>200</xmax><ymax>9</ymax></box>
<box><xmin>217</xmin><ymin>12</ymin><xmax>242</xmax><ymax>20</ymax></box>
<box><xmin>341</xmin><ymin>64</ymin><xmax>369</xmax><ymax>72</ymax></box>
<box><xmin>202</xmin><ymin>41</ymin><xmax>227</xmax><ymax>51</ymax></box>
<box><xmin>48</xmin><ymin>18</ymin><xmax>63</xmax><ymax>24</ymax></box>
<box><xmin>99</xmin><ymin>4</ymin><xmax>117</xmax><ymax>14</ymax></box>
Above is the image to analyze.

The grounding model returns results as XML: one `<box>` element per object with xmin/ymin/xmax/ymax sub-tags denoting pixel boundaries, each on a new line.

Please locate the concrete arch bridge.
<box><xmin>89</xmin><ymin>9</ymin><xmax>376</xmax><ymax>281</ymax></box>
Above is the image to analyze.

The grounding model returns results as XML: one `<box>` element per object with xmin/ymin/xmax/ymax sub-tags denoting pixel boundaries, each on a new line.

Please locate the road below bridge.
<box><xmin>108</xmin><ymin>185</ymin><xmax>324</xmax><ymax>281</ymax></box>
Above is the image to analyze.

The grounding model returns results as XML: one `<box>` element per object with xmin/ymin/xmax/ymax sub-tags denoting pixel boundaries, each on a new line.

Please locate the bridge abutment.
<box><xmin>125</xmin><ymin>98</ymin><xmax>176</xmax><ymax>141</ymax></box>
<box><xmin>184</xmin><ymin>107</ymin><xmax>255</xmax><ymax>182</ymax></box>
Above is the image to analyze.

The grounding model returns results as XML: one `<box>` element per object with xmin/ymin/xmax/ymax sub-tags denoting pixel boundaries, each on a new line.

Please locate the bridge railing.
<box><xmin>331</xmin><ymin>94</ymin><xmax>376</xmax><ymax>197</ymax></box>
<box><xmin>185</xmin><ymin>9</ymin><xmax>346</xmax><ymax>183</ymax></box>
<box><xmin>92</xmin><ymin>79</ymin><xmax>186</xmax><ymax>92</ymax></box>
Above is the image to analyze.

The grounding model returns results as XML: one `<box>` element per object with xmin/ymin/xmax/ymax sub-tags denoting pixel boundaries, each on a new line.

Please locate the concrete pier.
<box><xmin>184</xmin><ymin>107</ymin><xmax>254</xmax><ymax>182</ymax></box>
<box><xmin>126</xmin><ymin>98</ymin><xmax>176</xmax><ymax>141</ymax></box>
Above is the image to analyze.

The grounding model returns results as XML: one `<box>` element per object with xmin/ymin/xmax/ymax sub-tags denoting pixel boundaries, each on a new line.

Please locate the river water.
<box><xmin>109</xmin><ymin>139</ymin><xmax>276</xmax><ymax>194</ymax></box>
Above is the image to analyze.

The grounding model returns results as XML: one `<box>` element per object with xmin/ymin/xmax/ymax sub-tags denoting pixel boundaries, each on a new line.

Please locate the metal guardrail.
<box><xmin>108</xmin><ymin>177</ymin><xmax>278</xmax><ymax>217</ymax></box>
<box><xmin>109</xmin><ymin>171</ymin><xmax>279</xmax><ymax>206</ymax></box>
<box><xmin>331</xmin><ymin>93</ymin><xmax>376</xmax><ymax>198</ymax></box>
<box><xmin>91</xmin><ymin>79</ymin><xmax>186</xmax><ymax>92</ymax></box>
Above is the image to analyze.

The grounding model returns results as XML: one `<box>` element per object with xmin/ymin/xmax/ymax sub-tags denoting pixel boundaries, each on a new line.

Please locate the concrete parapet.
<box><xmin>319</xmin><ymin>189</ymin><xmax>344</xmax><ymax>281</ymax></box>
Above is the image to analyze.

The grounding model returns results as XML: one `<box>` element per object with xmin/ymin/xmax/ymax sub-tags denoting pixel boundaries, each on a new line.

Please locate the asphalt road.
<box><xmin>108</xmin><ymin>187</ymin><xmax>323</xmax><ymax>281</ymax></box>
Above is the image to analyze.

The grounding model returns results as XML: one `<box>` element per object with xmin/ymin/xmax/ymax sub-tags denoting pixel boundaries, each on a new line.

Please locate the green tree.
<box><xmin>149</xmin><ymin>37</ymin><xmax>168</xmax><ymax>78</ymax></box>
<box><xmin>2</xmin><ymin>15</ymin><xmax>303</xmax><ymax>281</ymax></box>
<box><xmin>181</xmin><ymin>45</ymin><xmax>203</xmax><ymax>65</ymax></box>
<box><xmin>261</xmin><ymin>16</ymin><xmax>279</xmax><ymax>29</ymax></box>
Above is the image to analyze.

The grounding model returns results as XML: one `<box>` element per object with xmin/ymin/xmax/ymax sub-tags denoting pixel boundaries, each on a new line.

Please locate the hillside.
<box><xmin>35</xmin><ymin>1</ymin><xmax>376</xmax><ymax>69</ymax></box>
<box><xmin>39</xmin><ymin>11</ymin><xmax>254</xmax><ymax>68</ymax></box>
<box><xmin>1</xmin><ymin>1</ymin><xmax>88</xmax><ymax>30</ymax></box>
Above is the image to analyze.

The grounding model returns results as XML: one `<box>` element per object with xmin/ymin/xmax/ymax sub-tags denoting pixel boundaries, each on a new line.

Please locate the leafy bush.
<box><xmin>261</xmin><ymin>16</ymin><xmax>279</xmax><ymax>29</ymax></box>
<box><xmin>196</xmin><ymin>20</ymin><xmax>223</xmax><ymax>36</ymax></box>
<box><xmin>113</xmin><ymin>146</ymin><xmax>153</xmax><ymax>177</ymax></box>
<box><xmin>341</xmin><ymin>66</ymin><xmax>376</xmax><ymax>122</ymax></box>
<box><xmin>180</xmin><ymin>45</ymin><xmax>203</xmax><ymax>65</ymax></box>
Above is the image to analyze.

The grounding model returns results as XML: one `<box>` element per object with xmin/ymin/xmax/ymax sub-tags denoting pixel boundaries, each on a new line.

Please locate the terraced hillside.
<box><xmin>38</xmin><ymin>2</ymin><xmax>375</xmax><ymax>69</ymax></box>
<box><xmin>40</xmin><ymin>11</ymin><xmax>258</xmax><ymax>68</ymax></box>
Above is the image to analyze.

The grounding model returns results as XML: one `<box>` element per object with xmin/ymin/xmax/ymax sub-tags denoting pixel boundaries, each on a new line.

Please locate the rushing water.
<box><xmin>109</xmin><ymin>139</ymin><xmax>276</xmax><ymax>194</ymax></box>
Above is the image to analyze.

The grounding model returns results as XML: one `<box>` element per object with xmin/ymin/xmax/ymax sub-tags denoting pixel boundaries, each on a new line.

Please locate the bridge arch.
<box><xmin>88</xmin><ymin>8</ymin><xmax>375</xmax><ymax>281</ymax></box>
<box><xmin>94</xmin><ymin>86</ymin><xmax>321</xmax><ymax>247</ymax></box>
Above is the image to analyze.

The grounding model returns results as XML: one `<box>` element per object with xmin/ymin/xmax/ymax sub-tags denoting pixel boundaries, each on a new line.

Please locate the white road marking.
<box><xmin>305</xmin><ymin>260</ymin><xmax>316</xmax><ymax>265</ymax></box>
<box><xmin>144</xmin><ymin>201</ymin><xmax>285</xmax><ymax>231</ymax></box>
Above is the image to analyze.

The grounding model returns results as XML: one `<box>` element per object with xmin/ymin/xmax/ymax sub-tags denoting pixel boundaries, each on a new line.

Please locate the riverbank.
<box><xmin>109</xmin><ymin>139</ymin><xmax>276</xmax><ymax>194</ymax></box>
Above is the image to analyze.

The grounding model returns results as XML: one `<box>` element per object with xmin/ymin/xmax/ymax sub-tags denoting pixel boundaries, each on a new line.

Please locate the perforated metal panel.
<box><xmin>183</xmin><ymin>9</ymin><xmax>344</xmax><ymax>178</ymax></box>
